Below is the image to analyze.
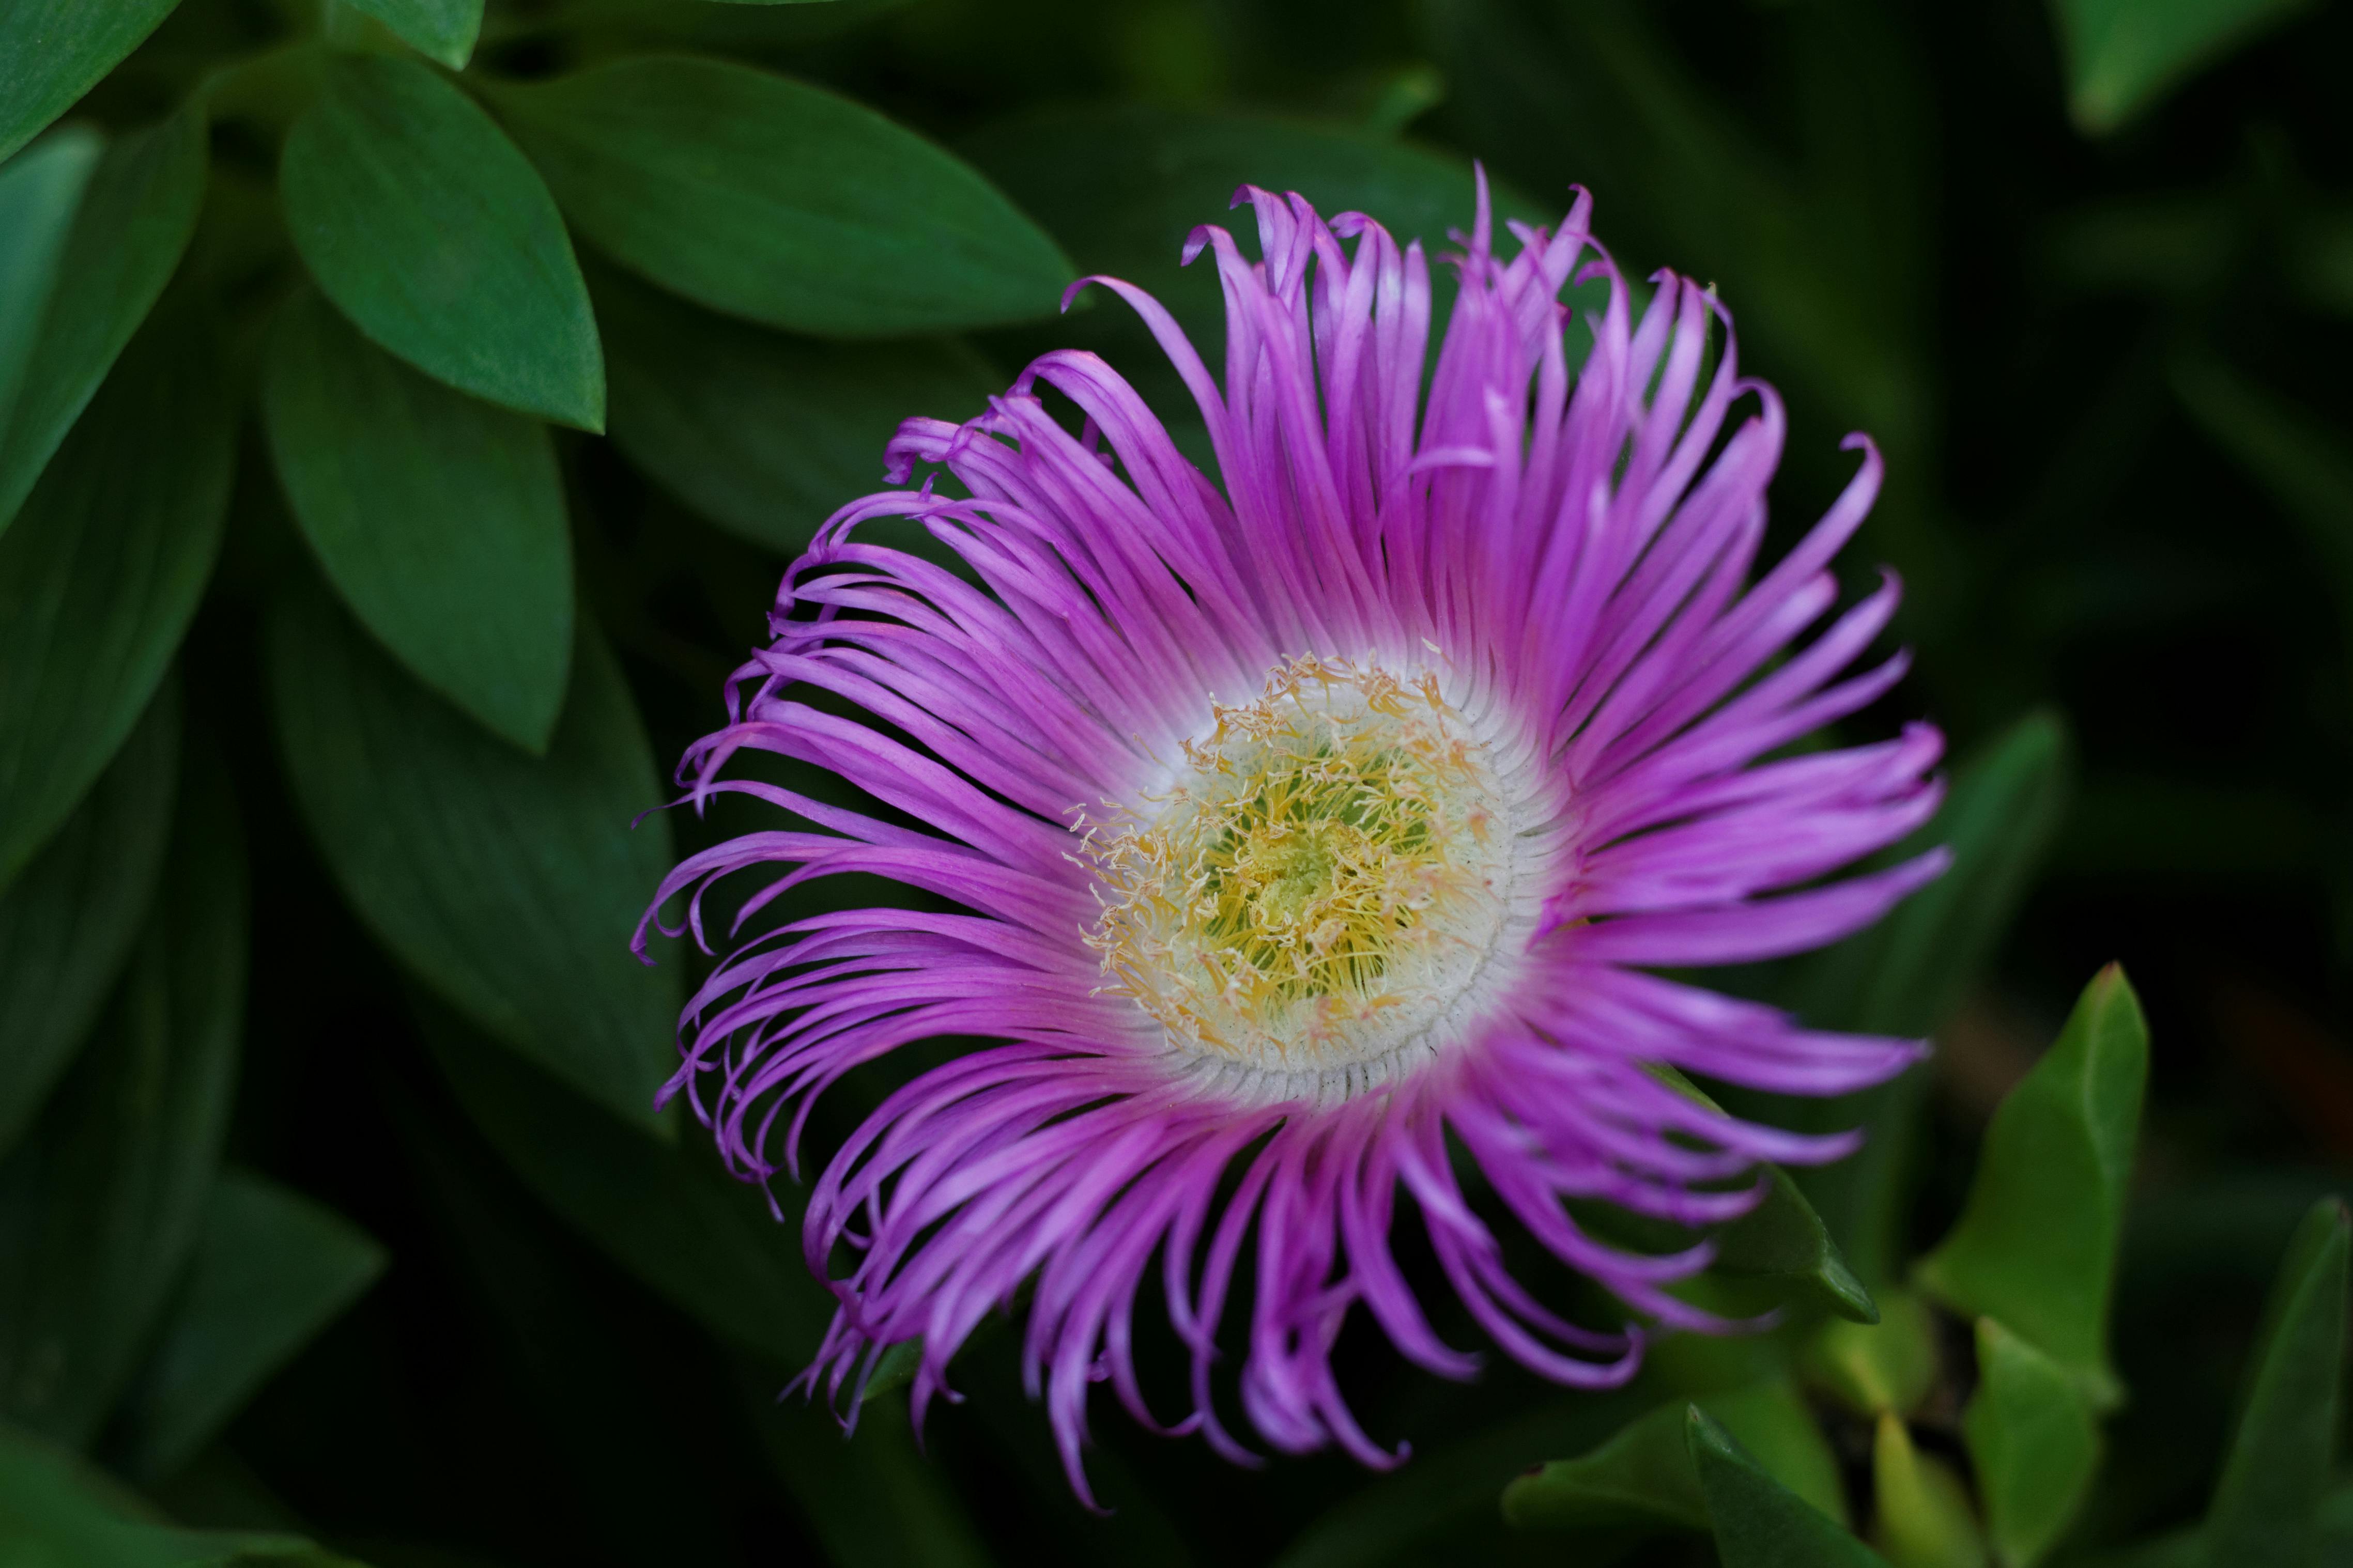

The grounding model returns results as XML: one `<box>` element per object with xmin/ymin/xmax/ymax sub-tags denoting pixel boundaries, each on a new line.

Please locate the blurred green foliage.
<box><xmin>2</xmin><ymin>0</ymin><xmax>2352</xmax><ymax>1563</ymax></box>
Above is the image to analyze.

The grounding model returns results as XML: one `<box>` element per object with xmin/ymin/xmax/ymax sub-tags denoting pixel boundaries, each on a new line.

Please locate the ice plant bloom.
<box><xmin>640</xmin><ymin>179</ymin><xmax>1946</xmax><ymax>1502</ymax></box>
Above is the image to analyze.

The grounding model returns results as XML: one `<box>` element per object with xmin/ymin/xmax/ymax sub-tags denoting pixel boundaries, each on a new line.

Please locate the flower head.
<box><xmin>640</xmin><ymin>177</ymin><xmax>1945</xmax><ymax>1502</ymax></box>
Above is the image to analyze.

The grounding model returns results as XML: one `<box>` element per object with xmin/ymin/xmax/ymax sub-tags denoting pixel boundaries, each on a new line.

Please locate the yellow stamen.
<box><xmin>1080</xmin><ymin>656</ymin><xmax>1511</xmax><ymax>1067</ymax></box>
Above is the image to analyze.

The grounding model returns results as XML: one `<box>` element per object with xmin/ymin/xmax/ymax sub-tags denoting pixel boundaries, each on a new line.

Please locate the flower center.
<box><xmin>1083</xmin><ymin>657</ymin><xmax>1535</xmax><ymax>1103</ymax></box>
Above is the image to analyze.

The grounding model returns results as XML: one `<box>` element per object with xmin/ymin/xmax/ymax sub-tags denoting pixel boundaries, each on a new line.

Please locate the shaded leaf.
<box><xmin>0</xmin><ymin>741</ymin><xmax>247</xmax><ymax>1447</ymax></box>
<box><xmin>1872</xmin><ymin>1413</ymin><xmax>1987</xmax><ymax>1568</ymax></box>
<box><xmin>0</xmin><ymin>301</ymin><xmax>232</xmax><ymax>887</ymax></box>
<box><xmin>1688</xmin><ymin>1407</ymin><xmax>1891</xmax><ymax>1568</ymax></box>
<box><xmin>744</xmin><ymin>1378</ymin><xmax>996</xmax><ymax>1568</ymax></box>
<box><xmin>0</xmin><ymin>1420</ymin><xmax>365</xmax><ymax>1568</ymax></box>
<box><xmin>0</xmin><ymin>126</ymin><xmax>102</xmax><ymax>438</ymax></box>
<box><xmin>960</xmin><ymin>103</ymin><xmax>1564</xmax><ymax>433</ymax></box>
<box><xmin>268</xmin><ymin>584</ymin><xmax>675</xmax><ymax>1128</ymax></box>
<box><xmin>340</xmin><ymin>0</ymin><xmax>483</xmax><ymax>69</ymax></box>
<box><xmin>416</xmin><ymin>994</ymin><xmax>829</xmax><ymax>1364</ymax></box>
<box><xmin>2172</xmin><ymin>359</ymin><xmax>2353</xmax><ymax>651</ymax></box>
<box><xmin>0</xmin><ymin>683</ymin><xmax>178</xmax><ymax>1156</ymax></box>
<box><xmin>962</xmin><ymin>102</ymin><xmax>1543</xmax><ymax>337</ymax></box>
<box><xmin>2052</xmin><ymin>0</ymin><xmax>2315</xmax><ymax>134</ymax></box>
<box><xmin>1914</xmin><ymin>965</ymin><xmax>2149</xmax><ymax>1407</ymax></box>
<box><xmin>113</xmin><ymin>1168</ymin><xmax>387</xmax><ymax>1483</ymax></box>
<box><xmin>0</xmin><ymin>0</ymin><xmax>179</xmax><ymax>164</ymax></box>
<box><xmin>2203</xmin><ymin>1197</ymin><xmax>2350</xmax><ymax>1566</ymax></box>
<box><xmin>1772</xmin><ymin>709</ymin><xmax>2074</xmax><ymax>1284</ymax></box>
<box><xmin>263</xmin><ymin>286</ymin><xmax>573</xmax><ymax>753</ymax></box>
<box><xmin>389</xmin><ymin>1058</ymin><xmax>918</xmax><ymax>1568</ymax></box>
<box><xmin>593</xmin><ymin>262</ymin><xmax>1000</xmax><ymax>556</ymax></box>
<box><xmin>492</xmin><ymin>56</ymin><xmax>1071</xmax><ymax>337</ymax></box>
<box><xmin>1505</xmin><ymin>1379</ymin><xmax>1846</xmax><ymax>1533</ymax></box>
<box><xmin>1965</xmin><ymin>1318</ymin><xmax>2100</xmax><ymax>1568</ymax></box>
<box><xmin>0</xmin><ymin>106</ymin><xmax>207</xmax><ymax>539</ymax></box>
<box><xmin>280</xmin><ymin>54</ymin><xmax>602</xmax><ymax>429</ymax></box>
<box><xmin>1801</xmin><ymin>1290</ymin><xmax>1939</xmax><ymax>1419</ymax></box>
<box><xmin>1271</xmin><ymin>1389</ymin><xmax>1656</xmax><ymax>1568</ymax></box>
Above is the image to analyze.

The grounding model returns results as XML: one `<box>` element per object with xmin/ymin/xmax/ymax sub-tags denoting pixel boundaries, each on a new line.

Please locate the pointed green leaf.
<box><xmin>0</xmin><ymin>0</ymin><xmax>180</xmax><ymax>164</ymax></box>
<box><xmin>2052</xmin><ymin>0</ymin><xmax>2315</xmax><ymax>135</ymax></box>
<box><xmin>0</xmin><ymin>106</ymin><xmax>206</xmax><ymax>539</ymax></box>
<box><xmin>269</xmin><ymin>585</ymin><xmax>675</xmax><ymax>1128</ymax></box>
<box><xmin>264</xmin><ymin>286</ymin><xmax>573</xmax><ymax>753</ymax></box>
<box><xmin>491</xmin><ymin>56</ymin><xmax>1072</xmax><ymax>337</ymax></box>
<box><xmin>416</xmin><ymin>994</ymin><xmax>829</xmax><ymax>1364</ymax></box>
<box><xmin>0</xmin><ymin>301</ymin><xmax>232</xmax><ymax>887</ymax></box>
<box><xmin>1914</xmin><ymin>965</ymin><xmax>2148</xmax><ymax>1407</ymax></box>
<box><xmin>1688</xmin><ymin>1407</ymin><xmax>1892</xmax><ymax>1568</ymax></box>
<box><xmin>1505</xmin><ymin>1379</ymin><xmax>1846</xmax><ymax>1533</ymax></box>
<box><xmin>1643</xmin><ymin>1063</ymin><xmax>1878</xmax><ymax>1325</ymax></box>
<box><xmin>280</xmin><ymin>54</ymin><xmax>602</xmax><ymax>429</ymax></box>
<box><xmin>1774</xmin><ymin>710</ymin><xmax>2074</xmax><ymax>1284</ymax></box>
<box><xmin>0</xmin><ymin>1420</ymin><xmax>362</xmax><ymax>1568</ymax></box>
<box><xmin>1801</xmin><ymin>1289</ymin><xmax>1939</xmax><ymax>1419</ymax></box>
<box><xmin>113</xmin><ymin>1169</ymin><xmax>387</xmax><ymax>1483</ymax></box>
<box><xmin>339</xmin><ymin>0</ymin><xmax>483</xmax><ymax>68</ymax></box>
<box><xmin>1965</xmin><ymin>1318</ymin><xmax>2100</xmax><ymax>1568</ymax></box>
<box><xmin>1713</xmin><ymin>1165</ymin><xmax>1881</xmax><ymax>1325</ymax></box>
<box><xmin>593</xmin><ymin>262</ymin><xmax>1000</xmax><ymax>556</ymax></box>
<box><xmin>0</xmin><ymin>127</ymin><xmax>102</xmax><ymax>438</ymax></box>
<box><xmin>0</xmin><ymin>684</ymin><xmax>177</xmax><ymax>1156</ymax></box>
<box><xmin>2203</xmin><ymin>1197</ymin><xmax>2350</xmax><ymax>1567</ymax></box>
<box><xmin>0</xmin><ymin>741</ymin><xmax>247</xmax><ymax>1447</ymax></box>
<box><xmin>1872</xmin><ymin>1413</ymin><xmax>1987</xmax><ymax>1568</ymax></box>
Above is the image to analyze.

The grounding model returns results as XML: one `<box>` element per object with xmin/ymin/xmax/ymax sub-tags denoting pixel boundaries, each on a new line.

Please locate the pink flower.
<box><xmin>639</xmin><ymin>177</ymin><xmax>1943</xmax><ymax>1503</ymax></box>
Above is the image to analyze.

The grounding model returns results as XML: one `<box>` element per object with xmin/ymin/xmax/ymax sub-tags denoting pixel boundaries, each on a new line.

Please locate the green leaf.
<box><xmin>490</xmin><ymin>56</ymin><xmax>1071</xmax><ymax>337</ymax></box>
<box><xmin>1712</xmin><ymin>1165</ymin><xmax>1880</xmax><ymax>1326</ymax></box>
<box><xmin>1801</xmin><ymin>1289</ymin><xmax>1939</xmax><ymax>1419</ymax></box>
<box><xmin>280</xmin><ymin>54</ymin><xmax>602</xmax><ymax>429</ymax></box>
<box><xmin>0</xmin><ymin>126</ymin><xmax>102</xmax><ymax>438</ymax></box>
<box><xmin>268</xmin><ymin>584</ymin><xmax>675</xmax><ymax>1129</ymax></box>
<box><xmin>1772</xmin><ymin>709</ymin><xmax>2074</xmax><ymax>1284</ymax></box>
<box><xmin>0</xmin><ymin>106</ymin><xmax>207</xmax><ymax>539</ymax></box>
<box><xmin>2203</xmin><ymin>1197</ymin><xmax>2351</xmax><ymax>1566</ymax></box>
<box><xmin>0</xmin><ymin>1420</ymin><xmax>362</xmax><ymax>1568</ymax></box>
<box><xmin>0</xmin><ymin>301</ymin><xmax>233</xmax><ymax>887</ymax></box>
<box><xmin>1505</xmin><ymin>1379</ymin><xmax>1846</xmax><ymax>1533</ymax></box>
<box><xmin>0</xmin><ymin>683</ymin><xmax>177</xmax><ymax>1156</ymax></box>
<box><xmin>1965</xmin><ymin>1318</ymin><xmax>2100</xmax><ymax>1568</ymax></box>
<box><xmin>1270</xmin><ymin>1391</ymin><xmax>1651</xmax><ymax>1567</ymax></box>
<box><xmin>339</xmin><ymin>0</ymin><xmax>483</xmax><ymax>68</ymax></box>
<box><xmin>0</xmin><ymin>740</ymin><xmax>247</xmax><ymax>1447</ymax></box>
<box><xmin>1914</xmin><ymin>965</ymin><xmax>2149</xmax><ymax>1408</ymax></box>
<box><xmin>263</xmin><ymin>286</ymin><xmax>573</xmax><ymax>753</ymax></box>
<box><xmin>415</xmin><ymin>994</ymin><xmax>830</xmax><ymax>1364</ymax></box>
<box><xmin>2052</xmin><ymin>0</ymin><xmax>2315</xmax><ymax>134</ymax></box>
<box><xmin>593</xmin><ymin>262</ymin><xmax>1001</xmax><ymax>556</ymax></box>
<box><xmin>1872</xmin><ymin>1413</ymin><xmax>1987</xmax><ymax>1568</ymax></box>
<box><xmin>1643</xmin><ymin>1064</ymin><xmax>1878</xmax><ymax>1325</ymax></box>
<box><xmin>113</xmin><ymin>1169</ymin><xmax>387</xmax><ymax>1484</ymax></box>
<box><xmin>1688</xmin><ymin>1406</ymin><xmax>1892</xmax><ymax>1568</ymax></box>
<box><xmin>0</xmin><ymin>0</ymin><xmax>180</xmax><ymax>164</ymax></box>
